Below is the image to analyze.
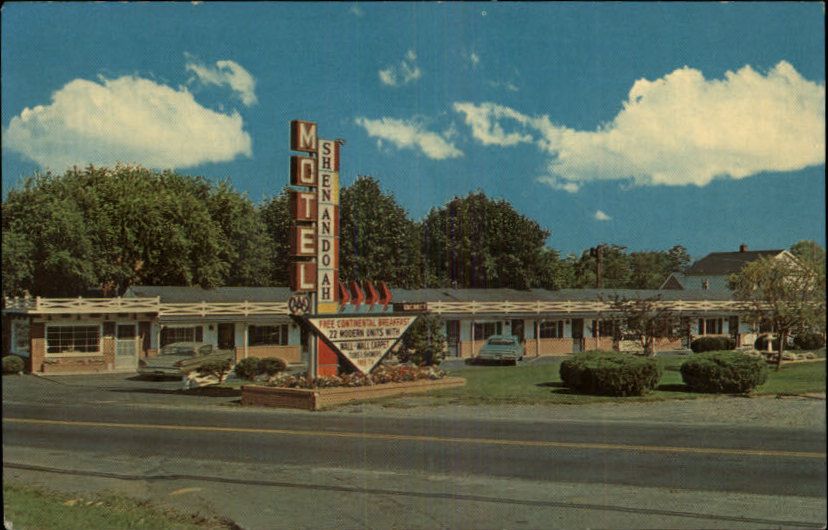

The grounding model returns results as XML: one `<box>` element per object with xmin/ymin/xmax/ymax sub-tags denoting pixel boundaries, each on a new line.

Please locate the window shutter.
<box><xmin>195</xmin><ymin>326</ymin><xmax>203</xmax><ymax>342</ymax></box>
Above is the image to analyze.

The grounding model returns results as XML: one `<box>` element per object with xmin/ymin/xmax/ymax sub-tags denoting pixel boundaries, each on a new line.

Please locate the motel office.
<box><xmin>2</xmin><ymin>284</ymin><xmax>755</xmax><ymax>375</ymax></box>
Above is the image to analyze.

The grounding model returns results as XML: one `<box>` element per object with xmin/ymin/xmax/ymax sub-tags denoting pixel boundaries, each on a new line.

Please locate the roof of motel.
<box><xmin>124</xmin><ymin>285</ymin><xmax>735</xmax><ymax>303</ymax></box>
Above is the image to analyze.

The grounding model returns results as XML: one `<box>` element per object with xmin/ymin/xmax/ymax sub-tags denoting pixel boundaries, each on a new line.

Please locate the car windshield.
<box><xmin>160</xmin><ymin>344</ymin><xmax>197</xmax><ymax>356</ymax></box>
<box><xmin>488</xmin><ymin>338</ymin><xmax>515</xmax><ymax>345</ymax></box>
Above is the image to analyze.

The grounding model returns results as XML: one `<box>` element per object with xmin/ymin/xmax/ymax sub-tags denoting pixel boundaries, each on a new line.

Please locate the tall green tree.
<box><xmin>789</xmin><ymin>240</ymin><xmax>825</xmax><ymax>272</ymax></box>
<box><xmin>207</xmin><ymin>181</ymin><xmax>273</xmax><ymax>286</ymax></box>
<box><xmin>730</xmin><ymin>256</ymin><xmax>826</xmax><ymax>370</ymax></box>
<box><xmin>666</xmin><ymin>245</ymin><xmax>691</xmax><ymax>273</ymax></box>
<box><xmin>421</xmin><ymin>191</ymin><xmax>552</xmax><ymax>289</ymax></box>
<box><xmin>629</xmin><ymin>251</ymin><xmax>671</xmax><ymax>289</ymax></box>
<box><xmin>258</xmin><ymin>190</ymin><xmax>292</xmax><ymax>287</ymax></box>
<box><xmin>339</xmin><ymin>176</ymin><xmax>424</xmax><ymax>288</ymax></box>
<box><xmin>1</xmin><ymin>164</ymin><xmax>269</xmax><ymax>296</ymax></box>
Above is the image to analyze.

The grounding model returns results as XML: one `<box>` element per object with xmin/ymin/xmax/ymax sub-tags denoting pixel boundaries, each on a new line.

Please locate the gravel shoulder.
<box><xmin>330</xmin><ymin>393</ymin><xmax>827</xmax><ymax>430</ymax></box>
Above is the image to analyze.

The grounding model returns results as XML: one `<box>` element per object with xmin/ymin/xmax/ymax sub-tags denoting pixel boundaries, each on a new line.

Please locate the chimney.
<box><xmin>739</xmin><ymin>244</ymin><xmax>748</xmax><ymax>253</ymax></box>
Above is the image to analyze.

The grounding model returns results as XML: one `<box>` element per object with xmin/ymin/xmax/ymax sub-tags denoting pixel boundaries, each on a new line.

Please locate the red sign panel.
<box><xmin>290</xmin><ymin>156</ymin><xmax>318</xmax><ymax>187</ymax></box>
<box><xmin>289</xmin><ymin>261</ymin><xmax>317</xmax><ymax>292</ymax></box>
<box><xmin>290</xmin><ymin>225</ymin><xmax>317</xmax><ymax>256</ymax></box>
<box><xmin>289</xmin><ymin>191</ymin><xmax>317</xmax><ymax>222</ymax></box>
<box><xmin>290</xmin><ymin>120</ymin><xmax>317</xmax><ymax>152</ymax></box>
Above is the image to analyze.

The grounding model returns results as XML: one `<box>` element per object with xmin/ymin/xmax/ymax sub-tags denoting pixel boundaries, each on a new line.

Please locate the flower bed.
<box><xmin>268</xmin><ymin>364</ymin><xmax>446</xmax><ymax>388</ymax></box>
<box><xmin>241</xmin><ymin>365</ymin><xmax>465</xmax><ymax>410</ymax></box>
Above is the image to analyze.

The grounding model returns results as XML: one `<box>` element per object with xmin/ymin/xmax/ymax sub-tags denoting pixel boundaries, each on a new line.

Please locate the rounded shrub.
<box><xmin>559</xmin><ymin>351</ymin><xmax>662</xmax><ymax>396</ymax></box>
<box><xmin>197</xmin><ymin>358</ymin><xmax>233</xmax><ymax>381</ymax></box>
<box><xmin>258</xmin><ymin>357</ymin><xmax>287</xmax><ymax>376</ymax></box>
<box><xmin>691</xmin><ymin>336</ymin><xmax>736</xmax><ymax>353</ymax></box>
<box><xmin>2</xmin><ymin>355</ymin><xmax>25</xmax><ymax>374</ymax></box>
<box><xmin>234</xmin><ymin>357</ymin><xmax>261</xmax><ymax>380</ymax></box>
<box><xmin>680</xmin><ymin>351</ymin><xmax>768</xmax><ymax>394</ymax></box>
<box><xmin>793</xmin><ymin>332</ymin><xmax>825</xmax><ymax>351</ymax></box>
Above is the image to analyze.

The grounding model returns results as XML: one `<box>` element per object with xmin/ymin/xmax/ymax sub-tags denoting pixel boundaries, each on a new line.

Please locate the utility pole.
<box><xmin>590</xmin><ymin>244</ymin><xmax>605</xmax><ymax>289</ymax></box>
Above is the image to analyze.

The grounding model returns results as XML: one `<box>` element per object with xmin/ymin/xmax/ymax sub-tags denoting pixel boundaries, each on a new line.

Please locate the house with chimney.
<box><xmin>660</xmin><ymin>244</ymin><xmax>796</xmax><ymax>292</ymax></box>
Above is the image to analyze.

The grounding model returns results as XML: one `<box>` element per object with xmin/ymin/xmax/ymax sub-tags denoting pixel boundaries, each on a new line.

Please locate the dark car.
<box><xmin>476</xmin><ymin>335</ymin><xmax>524</xmax><ymax>365</ymax></box>
<box><xmin>138</xmin><ymin>342</ymin><xmax>234</xmax><ymax>378</ymax></box>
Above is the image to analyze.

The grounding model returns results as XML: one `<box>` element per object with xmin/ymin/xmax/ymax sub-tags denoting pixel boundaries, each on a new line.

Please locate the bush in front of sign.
<box><xmin>398</xmin><ymin>314</ymin><xmax>446</xmax><ymax>366</ymax></box>
<box><xmin>197</xmin><ymin>359</ymin><xmax>233</xmax><ymax>383</ymax></box>
<box><xmin>235</xmin><ymin>357</ymin><xmax>261</xmax><ymax>380</ymax></box>
<box><xmin>258</xmin><ymin>357</ymin><xmax>287</xmax><ymax>376</ymax></box>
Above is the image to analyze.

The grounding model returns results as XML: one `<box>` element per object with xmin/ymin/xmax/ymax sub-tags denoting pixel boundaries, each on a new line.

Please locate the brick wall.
<box><xmin>42</xmin><ymin>356</ymin><xmax>108</xmax><ymax>373</ymax></box>
<box><xmin>525</xmin><ymin>338</ymin><xmax>573</xmax><ymax>356</ymax></box>
<box><xmin>237</xmin><ymin>345</ymin><xmax>302</xmax><ymax>364</ymax></box>
<box><xmin>29</xmin><ymin>323</ymin><xmax>45</xmax><ymax>373</ymax></box>
<box><xmin>582</xmin><ymin>337</ymin><xmax>614</xmax><ymax>352</ymax></box>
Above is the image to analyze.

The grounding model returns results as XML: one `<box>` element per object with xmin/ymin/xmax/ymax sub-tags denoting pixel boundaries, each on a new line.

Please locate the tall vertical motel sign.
<box><xmin>288</xmin><ymin>120</ymin><xmax>419</xmax><ymax>378</ymax></box>
<box><xmin>289</xmin><ymin>120</ymin><xmax>340</xmax><ymax>314</ymax></box>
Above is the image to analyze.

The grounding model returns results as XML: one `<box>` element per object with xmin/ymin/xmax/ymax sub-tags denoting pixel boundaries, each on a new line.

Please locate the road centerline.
<box><xmin>4</xmin><ymin>417</ymin><xmax>825</xmax><ymax>459</ymax></box>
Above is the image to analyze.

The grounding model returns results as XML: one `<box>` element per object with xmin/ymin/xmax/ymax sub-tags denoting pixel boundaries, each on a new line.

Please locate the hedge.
<box><xmin>234</xmin><ymin>357</ymin><xmax>261</xmax><ymax>380</ymax></box>
<box><xmin>234</xmin><ymin>357</ymin><xmax>287</xmax><ymax>380</ymax></box>
<box><xmin>793</xmin><ymin>332</ymin><xmax>825</xmax><ymax>351</ymax></box>
<box><xmin>559</xmin><ymin>351</ymin><xmax>661</xmax><ymax>396</ymax></box>
<box><xmin>2</xmin><ymin>355</ymin><xmax>25</xmax><ymax>374</ymax></box>
<box><xmin>680</xmin><ymin>351</ymin><xmax>768</xmax><ymax>394</ymax></box>
<box><xmin>258</xmin><ymin>357</ymin><xmax>287</xmax><ymax>376</ymax></box>
<box><xmin>691</xmin><ymin>336</ymin><xmax>735</xmax><ymax>353</ymax></box>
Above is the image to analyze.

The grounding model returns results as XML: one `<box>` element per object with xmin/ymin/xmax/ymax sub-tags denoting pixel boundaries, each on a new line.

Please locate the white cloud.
<box><xmin>453</xmin><ymin>102</ymin><xmax>536</xmax><ymax>146</ymax></box>
<box><xmin>349</xmin><ymin>4</ymin><xmax>364</xmax><ymax>16</ymax></box>
<box><xmin>594</xmin><ymin>210</ymin><xmax>612</xmax><ymax>221</ymax></box>
<box><xmin>185</xmin><ymin>57</ymin><xmax>257</xmax><ymax>106</ymax></box>
<box><xmin>354</xmin><ymin>116</ymin><xmax>463</xmax><ymax>160</ymax></box>
<box><xmin>378</xmin><ymin>50</ymin><xmax>422</xmax><ymax>87</ymax></box>
<box><xmin>469</xmin><ymin>51</ymin><xmax>480</xmax><ymax>67</ymax></box>
<box><xmin>3</xmin><ymin>75</ymin><xmax>252</xmax><ymax>171</ymax></box>
<box><xmin>455</xmin><ymin>61</ymin><xmax>825</xmax><ymax>190</ymax></box>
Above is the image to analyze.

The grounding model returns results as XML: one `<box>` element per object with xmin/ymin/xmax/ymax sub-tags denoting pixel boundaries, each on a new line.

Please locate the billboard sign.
<box><xmin>307</xmin><ymin>315</ymin><xmax>418</xmax><ymax>374</ymax></box>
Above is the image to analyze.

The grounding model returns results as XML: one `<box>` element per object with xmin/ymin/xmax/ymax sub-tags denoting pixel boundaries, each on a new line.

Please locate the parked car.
<box><xmin>138</xmin><ymin>342</ymin><xmax>234</xmax><ymax>378</ymax></box>
<box><xmin>476</xmin><ymin>335</ymin><xmax>524</xmax><ymax>365</ymax></box>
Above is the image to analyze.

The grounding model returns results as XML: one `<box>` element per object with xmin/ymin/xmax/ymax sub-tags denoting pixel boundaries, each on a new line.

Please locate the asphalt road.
<box><xmin>3</xmin><ymin>374</ymin><xmax>826</xmax><ymax>529</ymax></box>
<box><xmin>3</xmin><ymin>401</ymin><xmax>825</xmax><ymax>498</ymax></box>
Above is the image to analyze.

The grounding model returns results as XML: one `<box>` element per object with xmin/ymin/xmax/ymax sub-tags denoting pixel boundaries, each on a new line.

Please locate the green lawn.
<box><xmin>2</xmin><ymin>483</ymin><xmax>234</xmax><ymax>530</ymax></box>
<box><xmin>415</xmin><ymin>356</ymin><xmax>826</xmax><ymax>406</ymax></box>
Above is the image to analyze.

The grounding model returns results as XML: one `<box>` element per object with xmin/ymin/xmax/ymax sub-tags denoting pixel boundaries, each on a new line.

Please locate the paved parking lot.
<box><xmin>2</xmin><ymin>373</ymin><xmax>242</xmax><ymax>410</ymax></box>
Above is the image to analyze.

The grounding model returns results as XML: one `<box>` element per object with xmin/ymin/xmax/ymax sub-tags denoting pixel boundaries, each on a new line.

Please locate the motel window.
<box><xmin>46</xmin><ymin>325</ymin><xmax>100</xmax><ymax>354</ymax></box>
<box><xmin>539</xmin><ymin>321</ymin><xmax>565</xmax><ymax>339</ymax></box>
<box><xmin>473</xmin><ymin>322</ymin><xmax>502</xmax><ymax>340</ymax></box>
<box><xmin>248</xmin><ymin>324</ymin><xmax>289</xmax><ymax>346</ymax></box>
<box><xmin>592</xmin><ymin>320</ymin><xmax>618</xmax><ymax>338</ymax></box>
<box><xmin>698</xmin><ymin>318</ymin><xmax>723</xmax><ymax>335</ymax></box>
<box><xmin>160</xmin><ymin>326</ymin><xmax>203</xmax><ymax>346</ymax></box>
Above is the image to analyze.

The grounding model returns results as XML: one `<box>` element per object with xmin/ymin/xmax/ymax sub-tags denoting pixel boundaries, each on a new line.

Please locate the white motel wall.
<box><xmin>2</xmin><ymin>285</ymin><xmax>760</xmax><ymax>375</ymax></box>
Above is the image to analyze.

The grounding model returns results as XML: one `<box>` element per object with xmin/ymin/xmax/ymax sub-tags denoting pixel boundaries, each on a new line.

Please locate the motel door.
<box><xmin>571</xmin><ymin>319</ymin><xmax>584</xmax><ymax>353</ymax></box>
<box><xmin>446</xmin><ymin>320</ymin><xmax>460</xmax><ymax>357</ymax></box>
<box><xmin>218</xmin><ymin>323</ymin><xmax>235</xmax><ymax>350</ymax></box>
<box><xmin>115</xmin><ymin>324</ymin><xmax>138</xmax><ymax>370</ymax></box>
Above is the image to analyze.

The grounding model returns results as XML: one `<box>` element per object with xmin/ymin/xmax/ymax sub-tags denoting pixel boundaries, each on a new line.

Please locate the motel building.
<box><xmin>3</xmin><ymin>280</ymin><xmax>764</xmax><ymax>375</ymax></box>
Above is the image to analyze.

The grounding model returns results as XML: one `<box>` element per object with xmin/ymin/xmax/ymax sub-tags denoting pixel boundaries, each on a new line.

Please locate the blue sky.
<box><xmin>2</xmin><ymin>2</ymin><xmax>825</xmax><ymax>259</ymax></box>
